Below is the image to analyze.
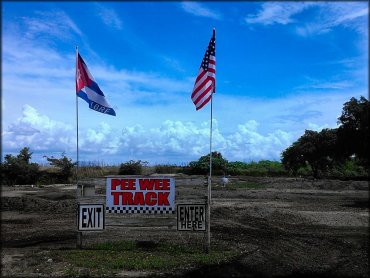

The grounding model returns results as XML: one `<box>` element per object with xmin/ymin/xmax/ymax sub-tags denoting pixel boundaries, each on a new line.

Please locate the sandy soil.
<box><xmin>1</xmin><ymin>176</ymin><xmax>369</xmax><ymax>277</ymax></box>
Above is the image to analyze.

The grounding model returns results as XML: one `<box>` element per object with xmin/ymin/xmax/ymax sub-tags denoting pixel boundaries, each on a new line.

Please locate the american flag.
<box><xmin>191</xmin><ymin>29</ymin><xmax>216</xmax><ymax>110</ymax></box>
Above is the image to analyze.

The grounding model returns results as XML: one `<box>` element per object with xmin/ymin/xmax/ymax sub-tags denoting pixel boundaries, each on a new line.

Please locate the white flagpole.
<box><xmin>75</xmin><ymin>46</ymin><xmax>83</xmax><ymax>249</ymax></box>
<box><xmin>206</xmin><ymin>96</ymin><xmax>213</xmax><ymax>253</ymax></box>
<box><xmin>206</xmin><ymin>28</ymin><xmax>215</xmax><ymax>253</ymax></box>
<box><xmin>209</xmin><ymin>94</ymin><xmax>213</xmax><ymax>204</ymax></box>
<box><xmin>75</xmin><ymin>46</ymin><xmax>80</xmax><ymax>185</ymax></box>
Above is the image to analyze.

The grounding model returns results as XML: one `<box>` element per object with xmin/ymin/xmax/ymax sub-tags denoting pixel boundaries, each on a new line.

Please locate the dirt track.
<box><xmin>1</xmin><ymin>176</ymin><xmax>369</xmax><ymax>277</ymax></box>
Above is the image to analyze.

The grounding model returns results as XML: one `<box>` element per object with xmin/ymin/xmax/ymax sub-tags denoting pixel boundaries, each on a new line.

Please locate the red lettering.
<box><xmin>122</xmin><ymin>192</ymin><xmax>134</xmax><ymax>205</ymax></box>
<box><xmin>139</xmin><ymin>179</ymin><xmax>155</xmax><ymax>190</ymax></box>
<box><xmin>162</xmin><ymin>179</ymin><xmax>170</xmax><ymax>190</ymax></box>
<box><xmin>112</xmin><ymin>192</ymin><xmax>121</xmax><ymax>205</ymax></box>
<box><xmin>111</xmin><ymin>179</ymin><xmax>136</xmax><ymax>190</ymax></box>
<box><xmin>133</xmin><ymin>192</ymin><xmax>145</xmax><ymax>205</ymax></box>
<box><xmin>128</xmin><ymin>179</ymin><xmax>136</xmax><ymax>190</ymax></box>
<box><xmin>145</xmin><ymin>192</ymin><xmax>157</xmax><ymax>206</ymax></box>
<box><xmin>157</xmin><ymin>192</ymin><xmax>170</xmax><ymax>205</ymax></box>
<box><xmin>154</xmin><ymin>179</ymin><xmax>162</xmax><ymax>190</ymax></box>
<box><xmin>120</xmin><ymin>179</ymin><xmax>136</xmax><ymax>190</ymax></box>
<box><xmin>111</xmin><ymin>179</ymin><xmax>121</xmax><ymax>190</ymax></box>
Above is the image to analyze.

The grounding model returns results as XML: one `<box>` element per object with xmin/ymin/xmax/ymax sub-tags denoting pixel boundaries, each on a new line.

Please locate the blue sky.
<box><xmin>2</xmin><ymin>1</ymin><xmax>368</xmax><ymax>165</ymax></box>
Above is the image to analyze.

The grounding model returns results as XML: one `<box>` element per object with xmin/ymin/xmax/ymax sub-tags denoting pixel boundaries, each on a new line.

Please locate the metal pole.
<box><xmin>75</xmin><ymin>46</ymin><xmax>82</xmax><ymax>249</ymax></box>
<box><xmin>209</xmin><ymin>97</ymin><xmax>213</xmax><ymax>203</ymax></box>
<box><xmin>205</xmin><ymin>28</ymin><xmax>216</xmax><ymax>253</ymax></box>
<box><xmin>75</xmin><ymin>46</ymin><xmax>80</xmax><ymax>185</ymax></box>
<box><xmin>206</xmin><ymin>94</ymin><xmax>213</xmax><ymax>253</ymax></box>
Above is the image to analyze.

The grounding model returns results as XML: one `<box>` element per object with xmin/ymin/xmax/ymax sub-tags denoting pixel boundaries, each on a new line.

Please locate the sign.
<box><xmin>106</xmin><ymin>177</ymin><xmax>175</xmax><ymax>214</ymax></box>
<box><xmin>78</xmin><ymin>204</ymin><xmax>105</xmax><ymax>231</ymax></box>
<box><xmin>177</xmin><ymin>204</ymin><xmax>206</xmax><ymax>231</ymax></box>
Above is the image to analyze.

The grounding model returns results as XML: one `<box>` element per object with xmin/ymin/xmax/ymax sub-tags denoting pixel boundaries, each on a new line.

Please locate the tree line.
<box><xmin>281</xmin><ymin>96</ymin><xmax>369</xmax><ymax>179</ymax></box>
<box><xmin>1</xmin><ymin>96</ymin><xmax>368</xmax><ymax>185</ymax></box>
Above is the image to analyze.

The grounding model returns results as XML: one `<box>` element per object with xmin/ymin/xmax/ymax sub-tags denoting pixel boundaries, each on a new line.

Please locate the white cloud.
<box><xmin>296</xmin><ymin>78</ymin><xmax>354</xmax><ymax>90</ymax></box>
<box><xmin>245</xmin><ymin>2</ymin><xmax>313</xmax><ymax>25</ymax></box>
<box><xmin>95</xmin><ymin>3</ymin><xmax>123</xmax><ymax>30</ymax></box>
<box><xmin>307</xmin><ymin>123</ymin><xmax>330</xmax><ymax>132</ymax></box>
<box><xmin>3</xmin><ymin>86</ymin><xmax>367</xmax><ymax>164</ymax></box>
<box><xmin>223</xmin><ymin>121</ymin><xmax>293</xmax><ymax>162</ymax></box>
<box><xmin>180</xmin><ymin>2</ymin><xmax>222</xmax><ymax>20</ymax></box>
<box><xmin>22</xmin><ymin>10</ymin><xmax>82</xmax><ymax>39</ymax></box>
<box><xmin>295</xmin><ymin>2</ymin><xmax>368</xmax><ymax>37</ymax></box>
<box><xmin>245</xmin><ymin>2</ymin><xmax>368</xmax><ymax>36</ymax></box>
<box><xmin>2</xmin><ymin>105</ymin><xmax>74</xmax><ymax>154</ymax></box>
<box><xmin>2</xmin><ymin>105</ymin><xmax>297</xmax><ymax>164</ymax></box>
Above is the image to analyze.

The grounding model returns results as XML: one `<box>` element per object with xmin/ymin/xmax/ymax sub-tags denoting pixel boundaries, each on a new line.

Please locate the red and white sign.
<box><xmin>106</xmin><ymin>177</ymin><xmax>175</xmax><ymax>214</ymax></box>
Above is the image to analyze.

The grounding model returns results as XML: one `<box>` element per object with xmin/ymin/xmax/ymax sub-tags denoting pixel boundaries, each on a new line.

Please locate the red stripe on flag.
<box><xmin>192</xmin><ymin>75</ymin><xmax>211</xmax><ymax>98</ymax></box>
<box><xmin>194</xmin><ymin>83</ymin><xmax>213</xmax><ymax>106</ymax></box>
<box><xmin>191</xmin><ymin>31</ymin><xmax>216</xmax><ymax>110</ymax></box>
<box><xmin>196</xmin><ymin>94</ymin><xmax>212</xmax><ymax>111</ymax></box>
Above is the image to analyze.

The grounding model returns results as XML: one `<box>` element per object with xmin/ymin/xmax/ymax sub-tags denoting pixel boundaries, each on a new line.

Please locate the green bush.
<box><xmin>226</xmin><ymin>160</ymin><xmax>288</xmax><ymax>177</ymax></box>
<box><xmin>154</xmin><ymin>164</ymin><xmax>181</xmax><ymax>174</ymax></box>
<box><xmin>119</xmin><ymin>160</ymin><xmax>147</xmax><ymax>175</ymax></box>
<box><xmin>43</xmin><ymin>153</ymin><xmax>76</xmax><ymax>183</ymax></box>
<box><xmin>328</xmin><ymin>159</ymin><xmax>368</xmax><ymax>180</ymax></box>
<box><xmin>1</xmin><ymin>147</ymin><xmax>40</xmax><ymax>185</ymax></box>
<box><xmin>188</xmin><ymin>152</ymin><xmax>228</xmax><ymax>175</ymax></box>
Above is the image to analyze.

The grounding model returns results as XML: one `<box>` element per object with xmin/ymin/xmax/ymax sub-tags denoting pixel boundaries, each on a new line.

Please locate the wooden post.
<box><xmin>76</xmin><ymin>231</ymin><xmax>82</xmax><ymax>249</ymax></box>
<box><xmin>206</xmin><ymin>196</ymin><xmax>211</xmax><ymax>253</ymax></box>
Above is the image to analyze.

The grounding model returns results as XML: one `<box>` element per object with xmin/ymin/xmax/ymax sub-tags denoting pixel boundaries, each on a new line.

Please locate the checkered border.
<box><xmin>106</xmin><ymin>206</ymin><xmax>175</xmax><ymax>214</ymax></box>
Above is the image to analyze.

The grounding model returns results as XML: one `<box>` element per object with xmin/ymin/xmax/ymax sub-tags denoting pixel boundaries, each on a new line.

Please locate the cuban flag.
<box><xmin>76</xmin><ymin>52</ymin><xmax>116</xmax><ymax>116</ymax></box>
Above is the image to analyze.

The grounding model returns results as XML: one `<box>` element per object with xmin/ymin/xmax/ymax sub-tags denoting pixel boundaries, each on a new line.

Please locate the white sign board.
<box><xmin>177</xmin><ymin>204</ymin><xmax>206</xmax><ymax>231</ymax></box>
<box><xmin>78</xmin><ymin>204</ymin><xmax>105</xmax><ymax>231</ymax></box>
<box><xmin>106</xmin><ymin>177</ymin><xmax>175</xmax><ymax>214</ymax></box>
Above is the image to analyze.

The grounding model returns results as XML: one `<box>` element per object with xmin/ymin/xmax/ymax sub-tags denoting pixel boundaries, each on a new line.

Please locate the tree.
<box><xmin>281</xmin><ymin>129</ymin><xmax>338</xmax><ymax>179</ymax></box>
<box><xmin>119</xmin><ymin>160</ymin><xmax>148</xmax><ymax>175</ymax></box>
<box><xmin>281</xmin><ymin>142</ymin><xmax>306</xmax><ymax>177</ymax></box>
<box><xmin>337</xmin><ymin>96</ymin><xmax>369</xmax><ymax>167</ymax></box>
<box><xmin>1</xmin><ymin>147</ymin><xmax>39</xmax><ymax>185</ymax></box>
<box><xmin>188</xmin><ymin>152</ymin><xmax>228</xmax><ymax>175</ymax></box>
<box><xmin>281</xmin><ymin>96</ymin><xmax>369</xmax><ymax>179</ymax></box>
<box><xmin>44</xmin><ymin>153</ymin><xmax>76</xmax><ymax>182</ymax></box>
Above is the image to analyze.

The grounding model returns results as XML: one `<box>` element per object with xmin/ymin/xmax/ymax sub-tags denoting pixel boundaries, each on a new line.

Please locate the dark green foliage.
<box><xmin>282</xmin><ymin>96</ymin><xmax>369</xmax><ymax>179</ymax></box>
<box><xmin>1</xmin><ymin>147</ymin><xmax>39</xmax><ymax>185</ymax></box>
<box><xmin>328</xmin><ymin>158</ymin><xmax>368</xmax><ymax>180</ymax></box>
<box><xmin>41</xmin><ymin>153</ymin><xmax>76</xmax><ymax>183</ymax></box>
<box><xmin>188</xmin><ymin>152</ymin><xmax>228</xmax><ymax>175</ymax></box>
<box><xmin>119</xmin><ymin>160</ymin><xmax>148</xmax><ymax>175</ymax></box>
<box><xmin>154</xmin><ymin>164</ymin><xmax>182</xmax><ymax>174</ymax></box>
<box><xmin>282</xmin><ymin>129</ymin><xmax>338</xmax><ymax>178</ymax></box>
<box><xmin>337</xmin><ymin>96</ymin><xmax>369</xmax><ymax>167</ymax></box>
<box><xmin>227</xmin><ymin>160</ymin><xmax>287</xmax><ymax>176</ymax></box>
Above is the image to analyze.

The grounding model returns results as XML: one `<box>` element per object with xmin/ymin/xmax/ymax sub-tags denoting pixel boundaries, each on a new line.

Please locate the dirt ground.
<box><xmin>1</xmin><ymin>176</ymin><xmax>369</xmax><ymax>277</ymax></box>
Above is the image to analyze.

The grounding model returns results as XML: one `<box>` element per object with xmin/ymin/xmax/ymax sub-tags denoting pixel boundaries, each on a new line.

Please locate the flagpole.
<box><xmin>75</xmin><ymin>46</ymin><xmax>83</xmax><ymax>249</ymax></box>
<box><xmin>75</xmin><ymin>46</ymin><xmax>79</xmax><ymax>185</ymax></box>
<box><xmin>209</xmin><ymin>91</ymin><xmax>213</xmax><ymax>204</ymax></box>
<box><xmin>206</xmin><ymin>27</ymin><xmax>215</xmax><ymax>253</ymax></box>
<box><xmin>206</xmin><ymin>95</ymin><xmax>213</xmax><ymax>253</ymax></box>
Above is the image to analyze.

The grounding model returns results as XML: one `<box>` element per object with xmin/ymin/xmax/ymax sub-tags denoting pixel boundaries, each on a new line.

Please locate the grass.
<box><xmin>54</xmin><ymin>240</ymin><xmax>239</xmax><ymax>276</ymax></box>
